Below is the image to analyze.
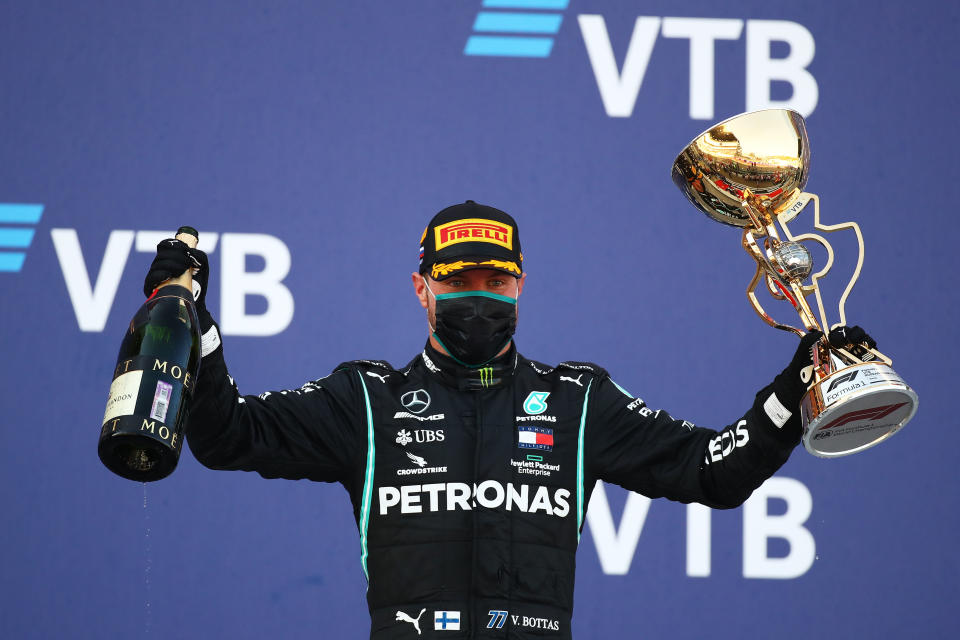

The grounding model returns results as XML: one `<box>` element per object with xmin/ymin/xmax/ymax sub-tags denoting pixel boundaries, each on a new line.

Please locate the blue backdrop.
<box><xmin>1</xmin><ymin>1</ymin><xmax>957</xmax><ymax>638</ymax></box>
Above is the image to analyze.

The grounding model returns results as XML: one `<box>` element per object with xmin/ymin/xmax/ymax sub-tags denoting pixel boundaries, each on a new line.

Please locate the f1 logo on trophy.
<box><xmin>671</xmin><ymin>109</ymin><xmax>917</xmax><ymax>457</ymax></box>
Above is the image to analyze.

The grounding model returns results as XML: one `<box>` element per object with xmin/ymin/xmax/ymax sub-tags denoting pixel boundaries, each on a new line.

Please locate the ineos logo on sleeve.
<box><xmin>401</xmin><ymin>389</ymin><xmax>431</xmax><ymax>414</ymax></box>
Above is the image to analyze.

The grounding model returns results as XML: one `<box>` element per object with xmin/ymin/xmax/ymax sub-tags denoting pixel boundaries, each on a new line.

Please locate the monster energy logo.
<box><xmin>478</xmin><ymin>367</ymin><xmax>494</xmax><ymax>387</ymax></box>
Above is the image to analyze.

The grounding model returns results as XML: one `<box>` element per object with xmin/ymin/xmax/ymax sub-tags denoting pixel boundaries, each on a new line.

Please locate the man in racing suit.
<box><xmin>145</xmin><ymin>200</ymin><xmax>875</xmax><ymax>639</ymax></box>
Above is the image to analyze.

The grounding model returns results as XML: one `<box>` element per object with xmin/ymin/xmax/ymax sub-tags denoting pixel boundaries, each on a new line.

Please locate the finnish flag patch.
<box><xmin>434</xmin><ymin>611</ymin><xmax>461</xmax><ymax>631</ymax></box>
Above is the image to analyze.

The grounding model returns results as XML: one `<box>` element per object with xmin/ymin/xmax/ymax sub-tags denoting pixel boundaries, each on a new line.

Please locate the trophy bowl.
<box><xmin>672</xmin><ymin>109</ymin><xmax>810</xmax><ymax>228</ymax></box>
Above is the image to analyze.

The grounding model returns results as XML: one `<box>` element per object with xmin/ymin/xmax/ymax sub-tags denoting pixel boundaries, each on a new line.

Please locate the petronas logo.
<box><xmin>523</xmin><ymin>391</ymin><xmax>550</xmax><ymax>415</ymax></box>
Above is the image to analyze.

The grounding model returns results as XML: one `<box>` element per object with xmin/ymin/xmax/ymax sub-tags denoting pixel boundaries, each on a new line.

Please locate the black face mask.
<box><xmin>430</xmin><ymin>290</ymin><xmax>517</xmax><ymax>367</ymax></box>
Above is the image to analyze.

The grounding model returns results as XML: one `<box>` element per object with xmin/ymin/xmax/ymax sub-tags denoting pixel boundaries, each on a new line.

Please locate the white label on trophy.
<box><xmin>820</xmin><ymin>363</ymin><xmax>903</xmax><ymax>406</ymax></box>
<box><xmin>763</xmin><ymin>392</ymin><xmax>792</xmax><ymax>428</ymax></box>
<box><xmin>103</xmin><ymin>370</ymin><xmax>143</xmax><ymax>424</ymax></box>
<box><xmin>778</xmin><ymin>196</ymin><xmax>809</xmax><ymax>223</ymax></box>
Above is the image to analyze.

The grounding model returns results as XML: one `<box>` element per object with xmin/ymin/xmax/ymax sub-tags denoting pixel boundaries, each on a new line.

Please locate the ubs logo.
<box><xmin>395</xmin><ymin>428</ymin><xmax>445</xmax><ymax>447</ymax></box>
<box><xmin>401</xmin><ymin>389</ymin><xmax>431</xmax><ymax>414</ymax></box>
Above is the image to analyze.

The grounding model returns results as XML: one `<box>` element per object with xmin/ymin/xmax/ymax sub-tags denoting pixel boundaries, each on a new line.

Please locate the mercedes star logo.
<box><xmin>401</xmin><ymin>389</ymin><xmax>431</xmax><ymax>414</ymax></box>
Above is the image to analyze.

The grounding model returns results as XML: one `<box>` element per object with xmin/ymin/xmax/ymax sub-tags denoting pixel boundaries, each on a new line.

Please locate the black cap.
<box><xmin>419</xmin><ymin>201</ymin><xmax>523</xmax><ymax>280</ymax></box>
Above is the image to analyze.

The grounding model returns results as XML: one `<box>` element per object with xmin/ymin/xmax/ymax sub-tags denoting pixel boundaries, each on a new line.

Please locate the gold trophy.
<box><xmin>671</xmin><ymin>109</ymin><xmax>917</xmax><ymax>457</ymax></box>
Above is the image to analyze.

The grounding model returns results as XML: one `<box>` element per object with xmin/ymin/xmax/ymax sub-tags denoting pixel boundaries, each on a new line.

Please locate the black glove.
<box><xmin>758</xmin><ymin>326</ymin><xmax>877</xmax><ymax>441</ymax></box>
<box><xmin>143</xmin><ymin>238</ymin><xmax>213</xmax><ymax>333</ymax></box>
<box><xmin>826</xmin><ymin>325</ymin><xmax>876</xmax><ymax>352</ymax></box>
<box><xmin>773</xmin><ymin>330</ymin><xmax>823</xmax><ymax>406</ymax></box>
<box><xmin>773</xmin><ymin>325</ymin><xmax>878</xmax><ymax>407</ymax></box>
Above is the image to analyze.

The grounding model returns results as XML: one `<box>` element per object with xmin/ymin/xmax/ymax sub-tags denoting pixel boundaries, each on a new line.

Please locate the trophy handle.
<box><xmin>742</xmin><ymin>228</ymin><xmax>820</xmax><ymax>336</ymax></box>
<box><xmin>741</xmin><ymin>193</ymin><xmax>893</xmax><ymax>365</ymax></box>
<box><xmin>777</xmin><ymin>193</ymin><xmax>863</xmax><ymax>332</ymax></box>
<box><xmin>744</xmin><ymin>261</ymin><xmax>804</xmax><ymax>336</ymax></box>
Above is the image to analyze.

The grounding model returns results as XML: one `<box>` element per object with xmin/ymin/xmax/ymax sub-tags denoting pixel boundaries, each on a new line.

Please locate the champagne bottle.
<box><xmin>98</xmin><ymin>227</ymin><xmax>202</xmax><ymax>481</ymax></box>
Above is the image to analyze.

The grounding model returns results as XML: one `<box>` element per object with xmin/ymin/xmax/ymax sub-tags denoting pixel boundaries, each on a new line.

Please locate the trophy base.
<box><xmin>800</xmin><ymin>361</ymin><xmax>917</xmax><ymax>457</ymax></box>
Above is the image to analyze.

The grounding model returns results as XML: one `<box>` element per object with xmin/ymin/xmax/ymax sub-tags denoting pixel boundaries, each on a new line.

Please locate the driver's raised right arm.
<box><xmin>143</xmin><ymin>237</ymin><xmax>361</xmax><ymax>484</ymax></box>
<box><xmin>185</xmin><ymin>337</ymin><xmax>362</xmax><ymax>484</ymax></box>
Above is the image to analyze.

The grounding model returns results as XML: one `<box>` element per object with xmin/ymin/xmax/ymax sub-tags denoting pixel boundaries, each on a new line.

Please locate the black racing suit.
<box><xmin>186</xmin><ymin>340</ymin><xmax>801</xmax><ymax>639</ymax></box>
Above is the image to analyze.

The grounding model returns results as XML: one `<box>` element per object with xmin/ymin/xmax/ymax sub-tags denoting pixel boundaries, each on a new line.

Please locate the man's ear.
<box><xmin>412</xmin><ymin>272</ymin><xmax>429</xmax><ymax>309</ymax></box>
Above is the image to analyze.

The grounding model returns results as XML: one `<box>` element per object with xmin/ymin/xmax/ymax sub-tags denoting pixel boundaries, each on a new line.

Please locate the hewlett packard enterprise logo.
<box><xmin>0</xmin><ymin>204</ymin><xmax>44</xmax><ymax>272</ymax></box>
<box><xmin>464</xmin><ymin>0</ymin><xmax>569</xmax><ymax>58</ymax></box>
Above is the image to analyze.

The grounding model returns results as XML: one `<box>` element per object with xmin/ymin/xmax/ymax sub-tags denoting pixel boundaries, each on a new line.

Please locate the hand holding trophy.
<box><xmin>671</xmin><ymin>109</ymin><xmax>917</xmax><ymax>457</ymax></box>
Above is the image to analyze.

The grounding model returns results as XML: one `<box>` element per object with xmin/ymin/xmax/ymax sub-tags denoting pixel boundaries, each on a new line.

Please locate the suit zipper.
<box><xmin>469</xmin><ymin>390</ymin><xmax>484</xmax><ymax>639</ymax></box>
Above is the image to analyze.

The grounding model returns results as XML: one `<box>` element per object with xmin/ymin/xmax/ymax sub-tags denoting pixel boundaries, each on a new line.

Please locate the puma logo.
<box><xmin>366</xmin><ymin>371</ymin><xmax>389</xmax><ymax>383</ymax></box>
<box><xmin>560</xmin><ymin>374</ymin><xmax>583</xmax><ymax>387</ymax></box>
<box><xmin>395</xmin><ymin>608</ymin><xmax>426</xmax><ymax>635</ymax></box>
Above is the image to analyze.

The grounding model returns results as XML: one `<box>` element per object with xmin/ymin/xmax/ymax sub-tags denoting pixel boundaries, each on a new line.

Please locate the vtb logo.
<box><xmin>0</xmin><ymin>204</ymin><xmax>44</xmax><ymax>273</ymax></box>
<box><xmin>463</xmin><ymin>2</ymin><xmax>819</xmax><ymax>120</ymax></box>
<box><xmin>464</xmin><ymin>1</ymin><xmax>568</xmax><ymax>58</ymax></box>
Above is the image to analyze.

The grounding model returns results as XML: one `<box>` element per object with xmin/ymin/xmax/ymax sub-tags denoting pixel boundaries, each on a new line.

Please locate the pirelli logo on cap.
<box><xmin>435</xmin><ymin>218</ymin><xmax>513</xmax><ymax>251</ymax></box>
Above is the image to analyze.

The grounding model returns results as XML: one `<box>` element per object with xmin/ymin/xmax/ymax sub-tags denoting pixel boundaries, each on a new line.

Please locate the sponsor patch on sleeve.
<box><xmin>201</xmin><ymin>325</ymin><xmax>221</xmax><ymax>357</ymax></box>
<box><xmin>763</xmin><ymin>392</ymin><xmax>792</xmax><ymax>428</ymax></box>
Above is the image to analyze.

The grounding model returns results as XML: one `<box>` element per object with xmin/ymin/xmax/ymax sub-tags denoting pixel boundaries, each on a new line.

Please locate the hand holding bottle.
<box><xmin>98</xmin><ymin>226</ymin><xmax>204</xmax><ymax>482</ymax></box>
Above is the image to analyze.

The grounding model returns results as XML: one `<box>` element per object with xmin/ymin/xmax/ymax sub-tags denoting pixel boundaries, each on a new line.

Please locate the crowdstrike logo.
<box><xmin>462</xmin><ymin>4</ymin><xmax>819</xmax><ymax>119</ymax></box>
<box><xmin>0</xmin><ymin>204</ymin><xmax>43</xmax><ymax>273</ymax></box>
<box><xmin>407</xmin><ymin>452</ymin><xmax>428</xmax><ymax>467</ymax></box>
<box><xmin>397</xmin><ymin>451</ymin><xmax>447</xmax><ymax>476</ymax></box>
